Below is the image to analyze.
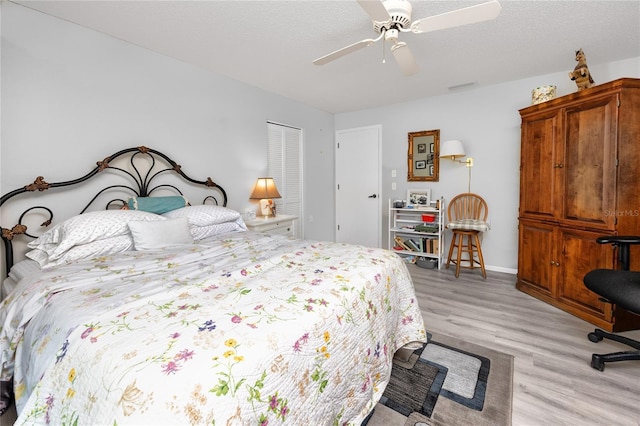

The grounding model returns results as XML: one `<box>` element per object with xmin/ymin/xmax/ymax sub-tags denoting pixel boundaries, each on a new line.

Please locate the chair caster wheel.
<box><xmin>591</xmin><ymin>355</ymin><xmax>605</xmax><ymax>371</ymax></box>
<box><xmin>588</xmin><ymin>332</ymin><xmax>602</xmax><ymax>343</ymax></box>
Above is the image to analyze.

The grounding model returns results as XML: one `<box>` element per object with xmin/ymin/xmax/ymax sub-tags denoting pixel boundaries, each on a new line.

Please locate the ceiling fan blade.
<box><xmin>313</xmin><ymin>38</ymin><xmax>378</xmax><ymax>66</ymax></box>
<box><xmin>356</xmin><ymin>0</ymin><xmax>391</xmax><ymax>23</ymax></box>
<box><xmin>391</xmin><ymin>42</ymin><xmax>419</xmax><ymax>76</ymax></box>
<box><xmin>411</xmin><ymin>0</ymin><xmax>502</xmax><ymax>34</ymax></box>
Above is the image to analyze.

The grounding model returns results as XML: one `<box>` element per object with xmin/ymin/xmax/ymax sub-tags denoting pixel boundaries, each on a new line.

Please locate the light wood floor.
<box><xmin>409</xmin><ymin>265</ymin><xmax>640</xmax><ymax>426</ymax></box>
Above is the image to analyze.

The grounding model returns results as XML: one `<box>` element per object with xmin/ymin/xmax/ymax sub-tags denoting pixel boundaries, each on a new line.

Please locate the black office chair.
<box><xmin>583</xmin><ymin>236</ymin><xmax>640</xmax><ymax>371</ymax></box>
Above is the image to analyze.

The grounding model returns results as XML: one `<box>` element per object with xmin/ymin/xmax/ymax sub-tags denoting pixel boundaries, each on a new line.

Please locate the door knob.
<box><xmin>368</xmin><ymin>194</ymin><xmax>377</xmax><ymax>198</ymax></box>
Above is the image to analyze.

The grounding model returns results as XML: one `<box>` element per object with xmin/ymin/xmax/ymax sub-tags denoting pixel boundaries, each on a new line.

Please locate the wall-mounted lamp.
<box><xmin>250</xmin><ymin>177</ymin><xmax>281</xmax><ymax>217</ymax></box>
<box><xmin>440</xmin><ymin>140</ymin><xmax>474</xmax><ymax>192</ymax></box>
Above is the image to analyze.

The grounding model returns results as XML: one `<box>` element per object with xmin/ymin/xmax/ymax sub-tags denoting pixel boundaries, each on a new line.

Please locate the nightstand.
<box><xmin>244</xmin><ymin>214</ymin><xmax>297</xmax><ymax>237</ymax></box>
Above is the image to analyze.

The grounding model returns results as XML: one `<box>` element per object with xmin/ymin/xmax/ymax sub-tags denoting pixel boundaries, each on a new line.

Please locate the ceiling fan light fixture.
<box><xmin>385</xmin><ymin>28</ymin><xmax>399</xmax><ymax>42</ymax></box>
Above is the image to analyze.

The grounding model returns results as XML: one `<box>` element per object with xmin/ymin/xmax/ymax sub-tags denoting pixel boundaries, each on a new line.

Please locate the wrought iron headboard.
<box><xmin>1</xmin><ymin>146</ymin><xmax>227</xmax><ymax>273</ymax></box>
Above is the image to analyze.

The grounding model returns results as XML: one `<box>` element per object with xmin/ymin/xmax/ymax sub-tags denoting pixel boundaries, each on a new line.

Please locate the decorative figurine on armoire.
<box><xmin>569</xmin><ymin>48</ymin><xmax>595</xmax><ymax>91</ymax></box>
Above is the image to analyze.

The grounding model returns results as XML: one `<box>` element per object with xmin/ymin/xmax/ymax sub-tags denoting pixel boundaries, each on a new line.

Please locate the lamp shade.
<box><xmin>250</xmin><ymin>177</ymin><xmax>282</xmax><ymax>199</ymax></box>
<box><xmin>440</xmin><ymin>140</ymin><xmax>466</xmax><ymax>160</ymax></box>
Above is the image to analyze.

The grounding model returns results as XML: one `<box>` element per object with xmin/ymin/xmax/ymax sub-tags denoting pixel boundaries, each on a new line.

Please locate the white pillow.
<box><xmin>24</xmin><ymin>249</ymin><xmax>50</xmax><ymax>268</ymax></box>
<box><xmin>189</xmin><ymin>218</ymin><xmax>247</xmax><ymax>240</ymax></box>
<box><xmin>27</xmin><ymin>210</ymin><xmax>164</xmax><ymax>260</ymax></box>
<box><xmin>163</xmin><ymin>205</ymin><xmax>241</xmax><ymax>227</ymax></box>
<box><xmin>128</xmin><ymin>217</ymin><xmax>193</xmax><ymax>250</ymax></box>
<box><xmin>26</xmin><ymin>235</ymin><xmax>134</xmax><ymax>268</ymax></box>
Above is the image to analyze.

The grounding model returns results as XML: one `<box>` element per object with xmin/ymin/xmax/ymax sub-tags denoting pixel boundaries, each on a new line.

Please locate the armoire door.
<box><xmin>557</xmin><ymin>227</ymin><xmax>614</xmax><ymax>323</ymax></box>
<box><xmin>517</xmin><ymin>219</ymin><xmax>557</xmax><ymax>298</ymax></box>
<box><xmin>519</xmin><ymin>109</ymin><xmax>562</xmax><ymax>221</ymax></box>
<box><xmin>561</xmin><ymin>94</ymin><xmax>618</xmax><ymax>230</ymax></box>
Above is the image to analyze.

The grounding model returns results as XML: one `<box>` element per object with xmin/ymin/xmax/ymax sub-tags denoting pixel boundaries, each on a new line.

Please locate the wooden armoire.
<box><xmin>517</xmin><ymin>78</ymin><xmax>640</xmax><ymax>332</ymax></box>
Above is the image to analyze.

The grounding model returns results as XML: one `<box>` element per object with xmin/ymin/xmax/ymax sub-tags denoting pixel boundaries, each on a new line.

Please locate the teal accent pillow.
<box><xmin>128</xmin><ymin>196</ymin><xmax>188</xmax><ymax>215</ymax></box>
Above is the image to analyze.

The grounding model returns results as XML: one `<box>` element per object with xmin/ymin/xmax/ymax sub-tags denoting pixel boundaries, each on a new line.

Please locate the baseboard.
<box><xmin>485</xmin><ymin>265</ymin><xmax>517</xmax><ymax>275</ymax></box>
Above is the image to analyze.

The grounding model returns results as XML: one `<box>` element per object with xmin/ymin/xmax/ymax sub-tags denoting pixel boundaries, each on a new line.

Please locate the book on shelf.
<box><xmin>393</xmin><ymin>236</ymin><xmax>439</xmax><ymax>254</ymax></box>
<box><xmin>419</xmin><ymin>238</ymin><xmax>439</xmax><ymax>254</ymax></box>
<box><xmin>394</xmin><ymin>236</ymin><xmax>412</xmax><ymax>251</ymax></box>
<box><xmin>404</xmin><ymin>238</ymin><xmax>421</xmax><ymax>251</ymax></box>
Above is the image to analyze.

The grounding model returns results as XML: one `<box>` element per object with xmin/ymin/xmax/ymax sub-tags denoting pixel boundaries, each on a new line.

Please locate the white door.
<box><xmin>335</xmin><ymin>125</ymin><xmax>381</xmax><ymax>247</ymax></box>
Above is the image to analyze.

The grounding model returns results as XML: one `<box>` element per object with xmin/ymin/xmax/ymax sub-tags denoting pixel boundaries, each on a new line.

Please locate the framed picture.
<box><xmin>408</xmin><ymin>129</ymin><xmax>440</xmax><ymax>182</ymax></box>
<box><xmin>406</xmin><ymin>189</ymin><xmax>431</xmax><ymax>207</ymax></box>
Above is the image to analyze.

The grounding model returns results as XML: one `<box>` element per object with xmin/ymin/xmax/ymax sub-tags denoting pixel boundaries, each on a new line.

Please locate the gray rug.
<box><xmin>366</xmin><ymin>333</ymin><xmax>513</xmax><ymax>426</ymax></box>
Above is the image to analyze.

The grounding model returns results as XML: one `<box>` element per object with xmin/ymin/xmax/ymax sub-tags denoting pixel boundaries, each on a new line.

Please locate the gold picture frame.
<box><xmin>408</xmin><ymin>129</ymin><xmax>439</xmax><ymax>182</ymax></box>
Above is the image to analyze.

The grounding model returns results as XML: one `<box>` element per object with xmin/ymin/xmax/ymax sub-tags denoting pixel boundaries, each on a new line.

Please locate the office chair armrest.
<box><xmin>596</xmin><ymin>236</ymin><xmax>640</xmax><ymax>246</ymax></box>
<box><xmin>596</xmin><ymin>235</ymin><xmax>640</xmax><ymax>271</ymax></box>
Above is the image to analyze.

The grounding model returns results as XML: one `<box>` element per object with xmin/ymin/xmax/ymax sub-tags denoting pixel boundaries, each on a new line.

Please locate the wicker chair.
<box><xmin>445</xmin><ymin>193</ymin><xmax>489</xmax><ymax>279</ymax></box>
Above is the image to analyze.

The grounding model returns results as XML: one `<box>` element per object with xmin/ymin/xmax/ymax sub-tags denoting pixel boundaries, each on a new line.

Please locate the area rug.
<box><xmin>365</xmin><ymin>333</ymin><xmax>513</xmax><ymax>426</ymax></box>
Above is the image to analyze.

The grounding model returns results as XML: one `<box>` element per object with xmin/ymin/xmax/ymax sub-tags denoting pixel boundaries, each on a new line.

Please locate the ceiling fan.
<box><xmin>313</xmin><ymin>0</ymin><xmax>501</xmax><ymax>76</ymax></box>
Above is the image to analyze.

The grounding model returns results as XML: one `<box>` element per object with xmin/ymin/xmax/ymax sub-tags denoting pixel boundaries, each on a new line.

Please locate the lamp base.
<box><xmin>259</xmin><ymin>199</ymin><xmax>276</xmax><ymax>217</ymax></box>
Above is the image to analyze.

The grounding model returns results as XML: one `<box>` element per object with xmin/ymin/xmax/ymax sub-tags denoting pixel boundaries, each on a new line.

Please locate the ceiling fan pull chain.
<box><xmin>382</xmin><ymin>31</ymin><xmax>386</xmax><ymax>64</ymax></box>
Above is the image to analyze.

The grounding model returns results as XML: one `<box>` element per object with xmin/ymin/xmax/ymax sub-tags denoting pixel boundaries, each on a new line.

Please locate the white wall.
<box><xmin>335</xmin><ymin>57</ymin><xmax>640</xmax><ymax>273</ymax></box>
<box><xmin>2</xmin><ymin>2</ymin><xmax>639</xmax><ymax>274</ymax></box>
<box><xmin>0</xmin><ymin>2</ymin><xmax>336</xmax><ymax>249</ymax></box>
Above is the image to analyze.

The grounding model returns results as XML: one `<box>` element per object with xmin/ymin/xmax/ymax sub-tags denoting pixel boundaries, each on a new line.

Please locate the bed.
<box><xmin>0</xmin><ymin>146</ymin><xmax>426</xmax><ymax>425</ymax></box>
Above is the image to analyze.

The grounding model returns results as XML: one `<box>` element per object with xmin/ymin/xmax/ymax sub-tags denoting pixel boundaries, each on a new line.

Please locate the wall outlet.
<box><xmin>391</xmin><ymin>182</ymin><xmax>396</xmax><ymax>190</ymax></box>
<box><xmin>391</xmin><ymin>169</ymin><xmax>397</xmax><ymax>177</ymax></box>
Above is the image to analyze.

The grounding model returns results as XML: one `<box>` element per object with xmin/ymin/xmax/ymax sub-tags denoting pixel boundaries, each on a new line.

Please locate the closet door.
<box><xmin>268</xmin><ymin>122</ymin><xmax>303</xmax><ymax>237</ymax></box>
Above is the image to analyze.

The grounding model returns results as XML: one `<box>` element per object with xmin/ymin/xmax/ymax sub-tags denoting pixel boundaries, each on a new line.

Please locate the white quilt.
<box><xmin>1</xmin><ymin>232</ymin><xmax>426</xmax><ymax>425</ymax></box>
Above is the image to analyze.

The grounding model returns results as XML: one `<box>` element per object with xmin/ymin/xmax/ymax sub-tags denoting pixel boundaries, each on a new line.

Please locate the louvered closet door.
<box><xmin>267</xmin><ymin>122</ymin><xmax>303</xmax><ymax>237</ymax></box>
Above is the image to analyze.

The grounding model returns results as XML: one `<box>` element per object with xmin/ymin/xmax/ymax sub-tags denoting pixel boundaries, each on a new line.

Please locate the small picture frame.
<box><xmin>415</xmin><ymin>160</ymin><xmax>427</xmax><ymax>169</ymax></box>
<box><xmin>406</xmin><ymin>189</ymin><xmax>431</xmax><ymax>207</ymax></box>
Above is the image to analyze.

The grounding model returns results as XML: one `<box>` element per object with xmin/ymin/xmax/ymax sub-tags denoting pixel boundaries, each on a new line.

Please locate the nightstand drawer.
<box><xmin>256</xmin><ymin>221</ymin><xmax>293</xmax><ymax>235</ymax></box>
<box><xmin>245</xmin><ymin>215</ymin><xmax>297</xmax><ymax>237</ymax></box>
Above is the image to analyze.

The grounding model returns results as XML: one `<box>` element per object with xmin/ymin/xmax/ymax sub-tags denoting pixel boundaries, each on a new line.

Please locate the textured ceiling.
<box><xmin>13</xmin><ymin>0</ymin><xmax>640</xmax><ymax>113</ymax></box>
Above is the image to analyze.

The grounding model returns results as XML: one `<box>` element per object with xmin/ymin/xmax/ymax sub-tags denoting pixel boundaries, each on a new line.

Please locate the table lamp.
<box><xmin>250</xmin><ymin>177</ymin><xmax>281</xmax><ymax>217</ymax></box>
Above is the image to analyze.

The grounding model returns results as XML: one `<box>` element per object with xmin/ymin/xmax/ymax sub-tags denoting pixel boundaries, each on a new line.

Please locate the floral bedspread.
<box><xmin>1</xmin><ymin>232</ymin><xmax>425</xmax><ymax>425</ymax></box>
